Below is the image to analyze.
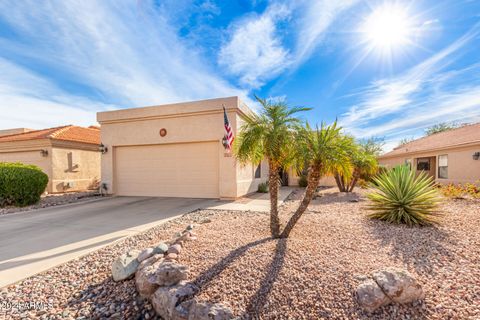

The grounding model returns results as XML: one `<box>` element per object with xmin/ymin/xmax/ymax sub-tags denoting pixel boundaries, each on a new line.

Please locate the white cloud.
<box><xmin>218</xmin><ymin>4</ymin><xmax>291</xmax><ymax>88</ymax></box>
<box><xmin>0</xmin><ymin>0</ymin><xmax>254</xmax><ymax>129</ymax></box>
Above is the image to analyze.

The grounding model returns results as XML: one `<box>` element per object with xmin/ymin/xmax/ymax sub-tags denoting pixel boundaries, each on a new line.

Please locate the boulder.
<box><xmin>138</xmin><ymin>254</ymin><xmax>164</xmax><ymax>270</ymax></box>
<box><xmin>152</xmin><ymin>261</ymin><xmax>189</xmax><ymax>286</ymax></box>
<box><xmin>138</xmin><ymin>248</ymin><xmax>155</xmax><ymax>262</ymax></box>
<box><xmin>356</xmin><ymin>279</ymin><xmax>390</xmax><ymax>312</ymax></box>
<box><xmin>153</xmin><ymin>242</ymin><xmax>169</xmax><ymax>255</ymax></box>
<box><xmin>136</xmin><ymin>261</ymin><xmax>162</xmax><ymax>298</ymax></box>
<box><xmin>168</xmin><ymin>244</ymin><xmax>182</xmax><ymax>255</ymax></box>
<box><xmin>188</xmin><ymin>300</ymin><xmax>234</xmax><ymax>320</ymax></box>
<box><xmin>372</xmin><ymin>268</ymin><xmax>424</xmax><ymax>304</ymax></box>
<box><xmin>111</xmin><ymin>249</ymin><xmax>141</xmax><ymax>281</ymax></box>
<box><xmin>165</xmin><ymin>253</ymin><xmax>178</xmax><ymax>260</ymax></box>
<box><xmin>151</xmin><ymin>282</ymin><xmax>198</xmax><ymax>320</ymax></box>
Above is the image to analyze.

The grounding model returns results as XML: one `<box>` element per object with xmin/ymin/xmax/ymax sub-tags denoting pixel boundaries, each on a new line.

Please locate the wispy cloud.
<box><xmin>0</xmin><ymin>0</ymin><xmax>252</xmax><ymax>128</ymax></box>
<box><xmin>340</xmin><ymin>22</ymin><xmax>480</xmax><ymax>149</ymax></box>
<box><xmin>218</xmin><ymin>4</ymin><xmax>292</xmax><ymax>88</ymax></box>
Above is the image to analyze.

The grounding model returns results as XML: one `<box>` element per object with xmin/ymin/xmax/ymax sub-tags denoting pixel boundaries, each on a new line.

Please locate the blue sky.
<box><xmin>0</xmin><ymin>0</ymin><xmax>479</xmax><ymax>151</ymax></box>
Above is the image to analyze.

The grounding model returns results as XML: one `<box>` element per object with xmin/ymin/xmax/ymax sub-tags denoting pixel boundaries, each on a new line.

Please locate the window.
<box><xmin>438</xmin><ymin>155</ymin><xmax>448</xmax><ymax>179</ymax></box>
<box><xmin>254</xmin><ymin>164</ymin><xmax>261</xmax><ymax>178</ymax></box>
<box><xmin>417</xmin><ymin>158</ymin><xmax>430</xmax><ymax>171</ymax></box>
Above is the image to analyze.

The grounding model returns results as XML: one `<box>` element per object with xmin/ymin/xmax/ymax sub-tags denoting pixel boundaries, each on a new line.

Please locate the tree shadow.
<box><xmin>365</xmin><ymin>219</ymin><xmax>456</xmax><ymax>275</ymax></box>
<box><xmin>311</xmin><ymin>191</ymin><xmax>365</xmax><ymax>205</ymax></box>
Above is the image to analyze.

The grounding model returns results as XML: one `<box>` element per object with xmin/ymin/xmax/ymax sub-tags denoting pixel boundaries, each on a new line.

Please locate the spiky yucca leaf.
<box><xmin>366</xmin><ymin>165</ymin><xmax>442</xmax><ymax>226</ymax></box>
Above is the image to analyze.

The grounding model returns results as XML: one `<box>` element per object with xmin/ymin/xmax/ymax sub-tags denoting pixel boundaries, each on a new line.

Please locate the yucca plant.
<box><xmin>366</xmin><ymin>165</ymin><xmax>442</xmax><ymax>226</ymax></box>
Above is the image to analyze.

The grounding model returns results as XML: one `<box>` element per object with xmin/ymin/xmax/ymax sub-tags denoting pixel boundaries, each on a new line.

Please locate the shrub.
<box><xmin>257</xmin><ymin>181</ymin><xmax>268</xmax><ymax>193</ymax></box>
<box><xmin>298</xmin><ymin>174</ymin><xmax>308</xmax><ymax>188</ymax></box>
<box><xmin>438</xmin><ymin>181</ymin><xmax>480</xmax><ymax>199</ymax></box>
<box><xmin>366</xmin><ymin>165</ymin><xmax>442</xmax><ymax>226</ymax></box>
<box><xmin>0</xmin><ymin>162</ymin><xmax>48</xmax><ymax>207</ymax></box>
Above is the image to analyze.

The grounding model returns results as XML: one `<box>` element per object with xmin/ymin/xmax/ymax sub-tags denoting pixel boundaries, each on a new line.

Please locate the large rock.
<box><xmin>153</xmin><ymin>242</ymin><xmax>169</xmax><ymax>255</ymax></box>
<box><xmin>151</xmin><ymin>282</ymin><xmax>198</xmax><ymax>320</ymax></box>
<box><xmin>135</xmin><ymin>260</ymin><xmax>163</xmax><ymax>298</ymax></box>
<box><xmin>356</xmin><ymin>279</ymin><xmax>390</xmax><ymax>312</ymax></box>
<box><xmin>187</xmin><ymin>300</ymin><xmax>234</xmax><ymax>320</ymax></box>
<box><xmin>168</xmin><ymin>244</ymin><xmax>182</xmax><ymax>255</ymax></box>
<box><xmin>372</xmin><ymin>268</ymin><xmax>424</xmax><ymax>304</ymax></box>
<box><xmin>138</xmin><ymin>254</ymin><xmax>164</xmax><ymax>270</ymax></box>
<box><xmin>152</xmin><ymin>261</ymin><xmax>189</xmax><ymax>286</ymax></box>
<box><xmin>138</xmin><ymin>248</ymin><xmax>155</xmax><ymax>262</ymax></box>
<box><xmin>111</xmin><ymin>249</ymin><xmax>141</xmax><ymax>281</ymax></box>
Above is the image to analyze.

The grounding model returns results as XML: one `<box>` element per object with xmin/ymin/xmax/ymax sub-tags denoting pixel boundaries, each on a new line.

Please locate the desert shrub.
<box><xmin>257</xmin><ymin>181</ymin><xmax>268</xmax><ymax>193</ymax></box>
<box><xmin>366</xmin><ymin>165</ymin><xmax>442</xmax><ymax>226</ymax></box>
<box><xmin>357</xmin><ymin>178</ymin><xmax>369</xmax><ymax>189</ymax></box>
<box><xmin>439</xmin><ymin>182</ymin><xmax>480</xmax><ymax>199</ymax></box>
<box><xmin>0</xmin><ymin>162</ymin><xmax>48</xmax><ymax>207</ymax></box>
<box><xmin>298</xmin><ymin>174</ymin><xmax>308</xmax><ymax>188</ymax></box>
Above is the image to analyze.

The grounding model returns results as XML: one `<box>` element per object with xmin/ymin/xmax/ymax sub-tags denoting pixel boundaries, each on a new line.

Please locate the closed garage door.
<box><xmin>114</xmin><ymin>142</ymin><xmax>219</xmax><ymax>198</ymax></box>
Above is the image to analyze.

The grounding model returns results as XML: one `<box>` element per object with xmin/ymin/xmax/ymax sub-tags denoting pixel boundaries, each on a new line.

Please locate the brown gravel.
<box><xmin>1</xmin><ymin>188</ymin><xmax>479</xmax><ymax>319</ymax></box>
<box><xmin>0</xmin><ymin>192</ymin><xmax>103</xmax><ymax>216</ymax></box>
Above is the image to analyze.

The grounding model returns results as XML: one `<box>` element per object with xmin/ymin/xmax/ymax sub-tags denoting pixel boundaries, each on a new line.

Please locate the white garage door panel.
<box><xmin>115</xmin><ymin>142</ymin><xmax>219</xmax><ymax>198</ymax></box>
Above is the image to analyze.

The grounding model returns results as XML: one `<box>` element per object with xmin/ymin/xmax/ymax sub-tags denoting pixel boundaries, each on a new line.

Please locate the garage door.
<box><xmin>114</xmin><ymin>142</ymin><xmax>219</xmax><ymax>198</ymax></box>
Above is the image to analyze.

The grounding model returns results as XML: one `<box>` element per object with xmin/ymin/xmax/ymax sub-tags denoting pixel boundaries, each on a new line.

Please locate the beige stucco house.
<box><xmin>97</xmin><ymin>97</ymin><xmax>270</xmax><ymax>199</ymax></box>
<box><xmin>0</xmin><ymin>125</ymin><xmax>101</xmax><ymax>193</ymax></box>
<box><xmin>378</xmin><ymin>123</ymin><xmax>480</xmax><ymax>184</ymax></box>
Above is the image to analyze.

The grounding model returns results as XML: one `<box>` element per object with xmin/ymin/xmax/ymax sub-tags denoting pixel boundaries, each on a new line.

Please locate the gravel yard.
<box><xmin>1</xmin><ymin>188</ymin><xmax>479</xmax><ymax>319</ymax></box>
<box><xmin>0</xmin><ymin>191</ymin><xmax>103</xmax><ymax>216</ymax></box>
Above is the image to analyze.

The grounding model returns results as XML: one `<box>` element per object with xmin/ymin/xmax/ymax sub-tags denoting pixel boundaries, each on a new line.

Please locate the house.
<box><xmin>97</xmin><ymin>97</ymin><xmax>269</xmax><ymax>199</ymax></box>
<box><xmin>378</xmin><ymin>123</ymin><xmax>480</xmax><ymax>184</ymax></box>
<box><xmin>0</xmin><ymin>125</ymin><xmax>101</xmax><ymax>193</ymax></box>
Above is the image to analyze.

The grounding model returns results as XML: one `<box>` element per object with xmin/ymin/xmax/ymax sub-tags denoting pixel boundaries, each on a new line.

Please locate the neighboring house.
<box><xmin>97</xmin><ymin>96</ymin><xmax>269</xmax><ymax>199</ymax></box>
<box><xmin>378</xmin><ymin>123</ymin><xmax>480</xmax><ymax>184</ymax></box>
<box><xmin>0</xmin><ymin>125</ymin><xmax>101</xmax><ymax>193</ymax></box>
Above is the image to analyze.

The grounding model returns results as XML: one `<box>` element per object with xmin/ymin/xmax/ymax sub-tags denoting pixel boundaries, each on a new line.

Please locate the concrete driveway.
<box><xmin>0</xmin><ymin>196</ymin><xmax>215</xmax><ymax>287</ymax></box>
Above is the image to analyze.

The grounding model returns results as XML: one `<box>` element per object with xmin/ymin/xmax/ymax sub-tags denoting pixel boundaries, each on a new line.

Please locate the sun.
<box><xmin>362</xmin><ymin>3</ymin><xmax>414</xmax><ymax>51</ymax></box>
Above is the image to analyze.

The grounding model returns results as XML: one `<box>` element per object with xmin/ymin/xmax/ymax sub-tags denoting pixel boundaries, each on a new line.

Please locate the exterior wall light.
<box><xmin>99</xmin><ymin>143</ymin><xmax>108</xmax><ymax>154</ymax></box>
<box><xmin>40</xmin><ymin>149</ymin><xmax>48</xmax><ymax>157</ymax></box>
<box><xmin>473</xmin><ymin>152</ymin><xmax>480</xmax><ymax>160</ymax></box>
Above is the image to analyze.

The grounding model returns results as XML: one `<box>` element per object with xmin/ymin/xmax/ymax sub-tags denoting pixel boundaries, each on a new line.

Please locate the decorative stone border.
<box><xmin>112</xmin><ymin>224</ymin><xmax>234</xmax><ymax>320</ymax></box>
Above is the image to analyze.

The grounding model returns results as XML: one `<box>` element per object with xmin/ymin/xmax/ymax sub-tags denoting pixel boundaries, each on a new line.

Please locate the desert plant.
<box><xmin>257</xmin><ymin>181</ymin><xmax>268</xmax><ymax>193</ymax></box>
<box><xmin>0</xmin><ymin>162</ymin><xmax>48</xmax><ymax>207</ymax></box>
<box><xmin>366</xmin><ymin>165</ymin><xmax>442</xmax><ymax>226</ymax></box>
<box><xmin>298</xmin><ymin>174</ymin><xmax>308</xmax><ymax>188</ymax></box>
<box><xmin>234</xmin><ymin>96</ymin><xmax>310</xmax><ymax>237</ymax></box>
<box><xmin>281</xmin><ymin>122</ymin><xmax>352</xmax><ymax>238</ymax></box>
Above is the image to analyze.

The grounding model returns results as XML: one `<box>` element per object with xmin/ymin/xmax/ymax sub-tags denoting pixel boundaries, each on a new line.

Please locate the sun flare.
<box><xmin>362</xmin><ymin>3</ymin><xmax>414</xmax><ymax>50</ymax></box>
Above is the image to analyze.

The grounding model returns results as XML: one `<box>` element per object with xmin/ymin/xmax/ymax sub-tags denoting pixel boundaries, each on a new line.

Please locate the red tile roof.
<box><xmin>380</xmin><ymin>122</ymin><xmax>480</xmax><ymax>158</ymax></box>
<box><xmin>0</xmin><ymin>125</ymin><xmax>100</xmax><ymax>145</ymax></box>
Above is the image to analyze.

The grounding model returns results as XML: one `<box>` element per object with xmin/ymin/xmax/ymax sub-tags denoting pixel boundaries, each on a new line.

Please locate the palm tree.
<box><xmin>281</xmin><ymin>122</ymin><xmax>351</xmax><ymax>238</ymax></box>
<box><xmin>334</xmin><ymin>140</ymin><xmax>378</xmax><ymax>193</ymax></box>
<box><xmin>234</xmin><ymin>96</ymin><xmax>310</xmax><ymax>238</ymax></box>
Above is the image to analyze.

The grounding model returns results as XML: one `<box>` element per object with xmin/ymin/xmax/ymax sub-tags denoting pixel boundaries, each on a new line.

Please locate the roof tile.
<box><xmin>0</xmin><ymin>125</ymin><xmax>100</xmax><ymax>145</ymax></box>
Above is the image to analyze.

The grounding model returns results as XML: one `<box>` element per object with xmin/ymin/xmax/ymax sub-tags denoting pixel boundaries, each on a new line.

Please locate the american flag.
<box><xmin>223</xmin><ymin>106</ymin><xmax>234</xmax><ymax>150</ymax></box>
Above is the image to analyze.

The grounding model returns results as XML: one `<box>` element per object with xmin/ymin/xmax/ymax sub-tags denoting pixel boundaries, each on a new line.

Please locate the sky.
<box><xmin>0</xmin><ymin>0</ymin><xmax>479</xmax><ymax>151</ymax></box>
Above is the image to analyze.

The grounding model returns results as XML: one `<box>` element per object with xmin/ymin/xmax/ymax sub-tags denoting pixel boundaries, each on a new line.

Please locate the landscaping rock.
<box><xmin>150</xmin><ymin>282</ymin><xmax>198</xmax><ymax>320</ymax></box>
<box><xmin>136</xmin><ymin>262</ymin><xmax>162</xmax><ymax>298</ymax></box>
<box><xmin>168</xmin><ymin>244</ymin><xmax>182</xmax><ymax>255</ymax></box>
<box><xmin>152</xmin><ymin>261</ymin><xmax>188</xmax><ymax>286</ymax></box>
<box><xmin>372</xmin><ymin>268</ymin><xmax>424</xmax><ymax>304</ymax></box>
<box><xmin>138</xmin><ymin>254</ymin><xmax>164</xmax><ymax>270</ymax></box>
<box><xmin>356</xmin><ymin>279</ymin><xmax>390</xmax><ymax>312</ymax></box>
<box><xmin>165</xmin><ymin>253</ymin><xmax>178</xmax><ymax>260</ymax></box>
<box><xmin>186</xmin><ymin>224</ymin><xmax>195</xmax><ymax>231</ymax></box>
<box><xmin>188</xmin><ymin>300</ymin><xmax>234</xmax><ymax>320</ymax></box>
<box><xmin>111</xmin><ymin>249</ymin><xmax>141</xmax><ymax>281</ymax></box>
<box><xmin>153</xmin><ymin>242</ymin><xmax>169</xmax><ymax>255</ymax></box>
<box><xmin>138</xmin><ymin>248</ymin><xmax>155</xmax><ymax>262</ymax></box>
<box><xmin>175</xmin><ymin>231</ymin><xmax>197</xmax><ymax>244</ymax></box>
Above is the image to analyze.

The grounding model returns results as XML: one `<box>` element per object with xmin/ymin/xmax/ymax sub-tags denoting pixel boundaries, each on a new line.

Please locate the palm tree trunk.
<box><xmin>280</xmin><ymin>166</ymin><xmax>321</xmax><ymax>238</ymax></box>
<box><xmin>348</xmin><ymin>177</ymin><xmax>358</xmax><ymax>192</ymax></box>
<box><xmin>334</xmin><ymin>173</ymin><xmax>347</xmax><ymax>192</ymax></box>
<box><xmin>268</xmin><ymin>162</ymin><xmax>281</xmax><ymax>238</ymax></box>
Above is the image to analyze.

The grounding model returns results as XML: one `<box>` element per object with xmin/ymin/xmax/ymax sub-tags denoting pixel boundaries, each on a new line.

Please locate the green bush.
<box><xmin>298</xmin><ymin>174</ymin><xmax>308</xmax><ymax>188</ymax></box>
<box><xmin>0</xmin><ymin>162</ymin><xmax>48</xmax><ymax>207</ymax></box>
<box><xmin>257</xmin><ymin>181</ymin><xmax>268</xmax><ymax>193</ymax></box>
<box><xmin>366</xmin><ymin>165</ymin><xmax>442</xmax><ymax>226</ymax></box>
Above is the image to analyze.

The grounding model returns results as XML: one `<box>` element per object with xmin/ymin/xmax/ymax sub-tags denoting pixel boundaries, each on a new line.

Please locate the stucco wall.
<box><xmin>378</xmin><ymin>144</ymin><xmax>480</xmax><ymax>184</ymax></box>
<box><xmin>98</xmin><ymin>96</ymin><xmax>254</xmax><ymax>199</ymax></box>
<box><xmin>50</xmin><ymin>147</ymin><xmax>101</xmax><ymax>192</ymax></box>
<box><xmin>0</xmin><ymin>139</ymin><xmax>53</xmax><ymax>192</ymax></box>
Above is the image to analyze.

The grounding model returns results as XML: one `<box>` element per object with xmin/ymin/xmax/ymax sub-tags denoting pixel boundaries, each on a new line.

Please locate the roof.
<box><xmin>0</xmin><ymin>125</ymin><xmax>100</xmax><ymax>145</ymax></box>
<box><xmin>380</xmin><ymin>122</ymin><xmax>480</xmax><ymax>158</ymax></box>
